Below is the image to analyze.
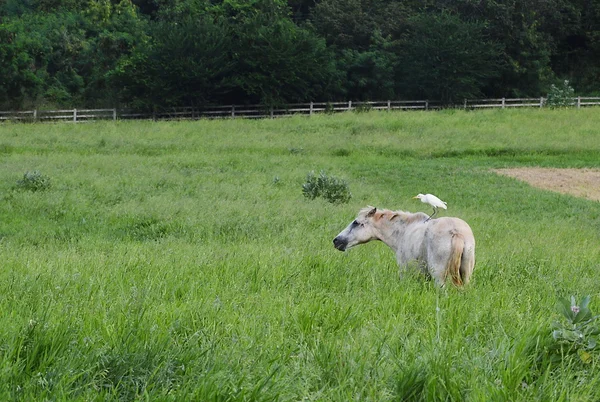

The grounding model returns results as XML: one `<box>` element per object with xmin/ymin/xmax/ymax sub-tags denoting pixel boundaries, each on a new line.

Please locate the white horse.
<box><xmin>333</xmin><ymin>206</ymin><xmax>475</xmax><ymax>287</ymax></box>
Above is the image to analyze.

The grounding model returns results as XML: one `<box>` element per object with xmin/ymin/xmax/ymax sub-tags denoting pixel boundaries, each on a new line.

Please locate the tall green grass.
<box><xmin>0</xmin><ymin>108</ymin><xmax>599</xmax><ymax>400</ymax></box>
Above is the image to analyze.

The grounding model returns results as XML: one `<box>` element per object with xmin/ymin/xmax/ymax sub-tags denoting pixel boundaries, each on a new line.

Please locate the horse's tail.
<box><xmin>459</xmin><ymin>236</ymin><xmax>475</xmax><ymax>286</ymax></box>
<box><xmin>447</xmin><ymin>231</ymin><xmax>465</xmax><ymax>287</ymax></box>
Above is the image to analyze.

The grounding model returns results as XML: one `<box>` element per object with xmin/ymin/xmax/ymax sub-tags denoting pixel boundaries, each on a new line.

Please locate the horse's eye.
<box><xmin>352</xmin><ymin>220</ymin><xmax>363</xmax><ymax>227</ymax></box>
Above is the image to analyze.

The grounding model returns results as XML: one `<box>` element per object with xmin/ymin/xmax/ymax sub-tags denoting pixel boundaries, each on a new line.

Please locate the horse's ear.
<box><xmin>366</xmin><ymin>207</ymin><xmax>377</xmax><ymax>217</ymax></box>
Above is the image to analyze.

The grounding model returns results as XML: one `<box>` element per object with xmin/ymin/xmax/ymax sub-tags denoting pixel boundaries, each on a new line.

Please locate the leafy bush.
<box><xmin>302</xmin><ymin>170</ymin><xmax>351</xmax><ymax>204</ymax></box>
<box><xmin>545</xmin><ymin>80</ymin><xmax>576</xmax><ymax>108</ymax></box>
<box><xmin>16</xmin><ymin>171</ymin><xmax>51</xmax><ymax>192</ymax></box>
<box><xmin>354</xmin><ymin>102</ymin><xmax>373</xmax><ymax>113</ymax></box>
<box><xmin>552</xmin><ymin>295</ymin><xmax>599</xmax><ymax>363</ymax></box>
<box><xmin>324</xmin><ymin>102</ymin><xmax>335</xmax><ymax>114</ymax></box>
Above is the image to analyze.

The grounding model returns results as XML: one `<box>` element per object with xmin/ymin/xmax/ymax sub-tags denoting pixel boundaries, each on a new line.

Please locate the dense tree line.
<box><xmin>1</xmin><ymin>0</ymin><xmax>599</xmax><ymax>109</ymax></box>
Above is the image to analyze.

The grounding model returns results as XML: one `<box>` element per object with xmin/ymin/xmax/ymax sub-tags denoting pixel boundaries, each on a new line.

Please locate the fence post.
<box><xmin>113</xmin><ymin>108</ymin><xmax>117</xmax><ymax>121</ymax></box>
<box><xmin>387</xmin><ymin>100</ymin><xmax>391</xmax><ymax>111</ymax></box>
<box><xmin>540</xmin><ymin>97</ymin><xmax>544</xmax><ymax>108</ymax></box>
<box><xmin>577</xmin><ymin>96</ymin><xmax>581</xmax><ymax>109</ymax></box>
<box><xmin>270</xmin><ymin>106</ymin><xmax>274</xmax><ymax>119</ymax></box>
<box><xmin>464</xmin><ymin>99</ymin><xmax>467</xmax><ymax>109</ymax></box>
<box><xmin>310</xmin><ymin>102</ymin><xmax>313</xmax><ymax>116</ymax></box>
<box><xmin>231</xmin><ymin>105</ymin><xmax>235</xmax><ymax>118</ymax></box>
<box><xmin>33</xmin><ymin>109</ymin><xmax>37</xmax><ymax>120</ymax></box>
<box><xmin>348</xmin><ymin>100</ymin><xmax>352</xmax><ymax>111</ymax></box>
<box><xmin>425</xmin><ymin>100</ymin><xmax>429</xmax><ymax>110</ymax></box>
<box><xmin>502</xmin><ymin>98</ymin><xmax>506</xmax><ymax>109</ymax></box>
<box><xmin>73</xmin><ymin>108</ymin><xmax>77</xmax><ymax>122</ymax></box>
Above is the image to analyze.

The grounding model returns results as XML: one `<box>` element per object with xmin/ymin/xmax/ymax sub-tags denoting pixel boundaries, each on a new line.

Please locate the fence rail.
<box><xmin>1</xmin><ymin>97</ymin><xmax>599</xmax><ymax>123</ymax></box>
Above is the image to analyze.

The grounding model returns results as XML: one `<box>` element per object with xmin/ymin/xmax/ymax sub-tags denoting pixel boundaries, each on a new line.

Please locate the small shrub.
<box><xmin>16</xmin><ymin>171</ymin><xmax>51</xmax><ymax>192</ymax></box>
<box><xmin>545</xmin><ymin>80</ymin><xmax>575</xmax><ymax>108</ymax></box>
<box><xmin>354</xmin><ymin>102</ymin><xmax>373</xmax><ymax>113</ymax></box>
<box><xmin>552</xmin><ymin>295</ymin><xmax>599</xmax><ymax>363</ymax></box>
<box><xmin>302</xmin><ymin>170</ymin><xmax>351</xmax><ymax>204</ymax></box>
<box><xmin>324</xmin><ymin>102</ymin><xmax>335</xmax><ymax>114</ymax></box>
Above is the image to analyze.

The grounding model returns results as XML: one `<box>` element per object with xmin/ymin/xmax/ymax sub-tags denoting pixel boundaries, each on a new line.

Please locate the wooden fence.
<box><xmin>1</xmin><ymin>97</ymin><xmax>599</xmax><ymax>123</ymax></box>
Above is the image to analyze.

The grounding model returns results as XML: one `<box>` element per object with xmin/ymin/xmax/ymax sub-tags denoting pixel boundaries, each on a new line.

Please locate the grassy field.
<box><xmin>0</xmin><ymin>108</ymin><xmax>599</xmax><ymax>401</ymax></box>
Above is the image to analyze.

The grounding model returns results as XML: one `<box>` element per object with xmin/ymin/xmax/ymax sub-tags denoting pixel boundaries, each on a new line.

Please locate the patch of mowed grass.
<box><xmin>0</xmin><ymin>108</ymin><xmax>599</xmax><ymax>400</ymax></box>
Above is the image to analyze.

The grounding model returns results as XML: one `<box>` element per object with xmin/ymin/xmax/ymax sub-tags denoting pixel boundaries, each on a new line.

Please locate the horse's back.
<box><xmin>429</xmin><ymin>217</ymin><xmax>475</xmax><ymax>244</ymax></box>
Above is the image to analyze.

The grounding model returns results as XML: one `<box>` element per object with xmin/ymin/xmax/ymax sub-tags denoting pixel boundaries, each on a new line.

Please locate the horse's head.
<box><xmin>333</xmin><ymin>206</ymin><xmax>383</xmax><ymax>251</ymax></box>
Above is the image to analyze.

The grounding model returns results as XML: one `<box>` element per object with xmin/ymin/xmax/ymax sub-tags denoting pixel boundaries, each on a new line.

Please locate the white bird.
<box><xmin>413</xmin><ymin>193</ymin><xmax>447</xmax><ymax>220</ymax></box>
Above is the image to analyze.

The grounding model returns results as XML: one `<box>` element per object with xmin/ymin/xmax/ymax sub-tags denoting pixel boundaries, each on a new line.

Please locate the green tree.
<box><xmin>114</xmin><ymin>1</ymin><xmax>338</xmax><ymax>107</ymax></box>
<box><xmin>111</xmin><ymin>16</ymin><xmax>234</xmax><ymax>108</ymax></box>
<box><xmin>0</xmin><ymin>24</ymin><xmax>43</xmax><ymax>107</ymax></box>
<box><xmin>0</xmin><ymin>12</ymin><xmax>85</xmax><ymax>107</ymax></box>
<box><xmin>398</xmin><ymin>11</ymin><xmax>501</xmax><ymax>103</ymax></box>
<box><xmin>0</xmin><ymin>0</ymin><xmax>148</xmax><ymax>108</ymax></box>
<box><xmin>336</xmin><ymin>31</ymin><xmax>398</xmax><ymax>100</ymax></box>
<box><xmin>311</xmin><ymin>0</ymin><xmax>409</xmax><ymax>50</ymax></box>
<box><xmin>420</xmin><ymin>0</ymin><xmax>564</xmax><ymax>96</ymax></box>
<box><xmin>230</xmin><ymin>14</ymin><xmax>338</xmax><ymax>104</ymax></box>
<box><xmin>80</xmin><ymin>0</ymin><xmax>150</xmax><ymax>105</ymax></box>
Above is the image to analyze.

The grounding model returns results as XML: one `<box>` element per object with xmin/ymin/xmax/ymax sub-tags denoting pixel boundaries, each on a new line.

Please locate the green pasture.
<box><xmin>0</xmin><ymin>108</ymin><xmax>599</xmax><ymax>400</ymax></box>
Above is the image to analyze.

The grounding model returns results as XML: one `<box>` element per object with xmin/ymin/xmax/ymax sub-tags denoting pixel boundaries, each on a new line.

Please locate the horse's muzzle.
<box><xmin>333</xmin><ymin>236</ymin><xmax>347</xmax><ymax>251</ymax></box>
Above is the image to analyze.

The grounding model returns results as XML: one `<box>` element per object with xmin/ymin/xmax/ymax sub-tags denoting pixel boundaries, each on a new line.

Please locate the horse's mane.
<box><xmin>396</xmin><ymin>210</ymin><xmax>429</xmax><ymax>224</ymax></box>
<box><xmin>358</xmin><ymin>206</ymin><xmax>428</xmax><ymax>223</ymax></box>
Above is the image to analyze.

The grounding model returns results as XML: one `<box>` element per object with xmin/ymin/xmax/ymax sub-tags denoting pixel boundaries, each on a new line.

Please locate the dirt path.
<box><xmin>493</xmin><ymin>168</ymin><xmax>600</xmax><ymax>201</ymax></box>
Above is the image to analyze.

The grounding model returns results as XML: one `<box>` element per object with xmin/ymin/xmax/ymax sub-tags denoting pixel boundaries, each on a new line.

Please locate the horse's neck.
<box><xmin>375</xmin><ymin>214</ymin><xmax>426</xmax><ymax>253</ymax></box>
<box><xmin>374</xmin><ymin>220</ymin><xmax>405</xmax><ymax>252</ymax></box>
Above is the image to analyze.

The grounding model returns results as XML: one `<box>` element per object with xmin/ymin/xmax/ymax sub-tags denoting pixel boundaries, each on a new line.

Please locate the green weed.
<box><xmin>302</xmin><ymin>170</ymin><xmax>352</xmax><ymax>204</ymax></box>
<box><xmin>15</xmin><ymin>171</ymin><xmax>51</xmax><ymax>192</ymax></box>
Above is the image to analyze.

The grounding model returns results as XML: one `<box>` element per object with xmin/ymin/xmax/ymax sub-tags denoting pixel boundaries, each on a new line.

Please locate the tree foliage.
<box><xmin>398</xmin><ymin>12</ymin><xmax>501</xmax><ymax>103</ymax></box>
<box><xmin>1</xmin><ymin>0</ymin><xmax>599</xmax><ymax>109</ymax></box>
<box><xmin>230</xmin><ymin>14</ymin><xmax>337</xmax><ymax>105</ymax></box>
<box><xmin>0</xmin><ymin>0</ymin><xmax>147</xmax><ymax>108</ymax></box>
<box><xmin>111</xmin><ymin>16</ymin><xmax>234</xmax><ymax>109</ymax></box>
